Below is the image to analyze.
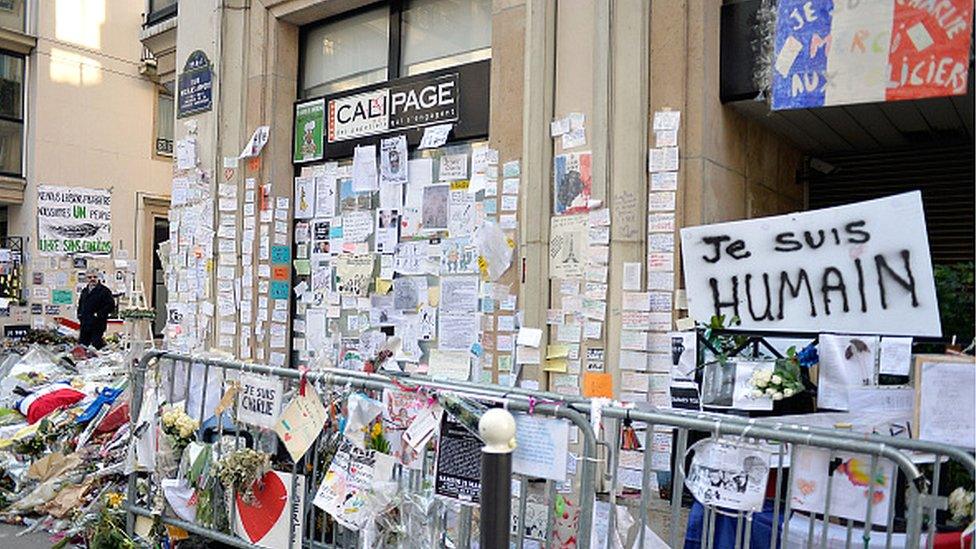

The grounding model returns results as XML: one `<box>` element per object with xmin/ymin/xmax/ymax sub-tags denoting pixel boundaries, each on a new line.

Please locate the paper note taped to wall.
<box><xmin>679</xmin><ymin>192</ymin><xmax>940</xmax><ymax>336</ymax></box>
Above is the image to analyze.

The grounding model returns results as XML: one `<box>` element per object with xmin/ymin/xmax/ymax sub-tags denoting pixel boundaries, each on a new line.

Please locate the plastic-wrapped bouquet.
<box><xmin>749</xmin><ymin>365</ymin><xmax>803</xmax><ymax>401</ymax></box>
<box><xmin>161</xmin><ymin>407</ymin><xmax>198</xmax><ymax>449</ymax></box>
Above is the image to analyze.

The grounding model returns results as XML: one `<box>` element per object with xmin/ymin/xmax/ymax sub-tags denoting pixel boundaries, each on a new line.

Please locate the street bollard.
<box><xmin>479</xmin><ymin>407</ymin><xmax>517</xmax><ymax>549</ymax></box>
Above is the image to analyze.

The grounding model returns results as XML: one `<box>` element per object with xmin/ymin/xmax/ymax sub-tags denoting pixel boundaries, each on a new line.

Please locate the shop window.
<box><xmin>400</xmin><ymin>0</ymin><xmax>491</xmax><ymax>76</ymax></box>
<box><xmin>302</xmin><ymin>6</ymin><xmax>390</xmax><ymax>97</ymax></box>
<box><xmin>155</xmin><ymin>82</ymin><xmax>174</xmax><ymax>157</ymax></box>
<box><xmin>300</xmin><ymin>0</ymin><xmax>491</xmax><ymax>98</ymax></box>
<box><xmin>0</xmin><ymin>0</ymin><xmax>25</xmax><ymax>34</ymax></box>
<box><xmin>0</xmin><ymin>51</ymin><xmax>23</xmax><ymax>177</ymax></box>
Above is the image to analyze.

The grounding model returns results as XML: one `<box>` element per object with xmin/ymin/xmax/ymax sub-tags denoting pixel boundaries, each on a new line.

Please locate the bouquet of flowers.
<box><xmin>214</xmin><ymin>448</ymin><xmax>271</xmax><ymax>505</ymax></box>
<box><xmin>748</xmin><ymin>363</ymin><xmax>803</xmax><ymax>401</ymax></box>
<box><xmin>949</xmin><ymin>487</ymin><xmax>974</xmax><ymax>524</ymax></box>
<box><xmin>161</xmin><ymin>407</ymin><xmax>199</xmax><ymax>451</ymax></box>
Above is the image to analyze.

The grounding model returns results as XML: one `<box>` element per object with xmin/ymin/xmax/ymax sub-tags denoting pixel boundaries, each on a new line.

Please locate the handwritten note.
<box><xmin>512</xmin><ymin>414</ymin><xmax>569</xmax><ymax>482</ymax></box>
<box><xmin>274</xmin><ymin>386</ymin><xmax>327</xmax><ymax>461</ymax></box>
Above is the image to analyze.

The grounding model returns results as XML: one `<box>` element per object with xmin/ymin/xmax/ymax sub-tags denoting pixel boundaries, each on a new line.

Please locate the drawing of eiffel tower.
<box><xmin>563</xmin><ymin>234</ymin><xmax>580</xmax><ymax>264</ymax></box>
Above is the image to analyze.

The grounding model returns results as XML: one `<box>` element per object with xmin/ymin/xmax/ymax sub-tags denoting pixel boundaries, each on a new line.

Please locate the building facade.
<box><xmin>0</xmin><ymin>0</ymin><xmax>174</xmax><ymax>335</ymax></box>
<box><xmin>144</xmin><ymin>0</ymin><xmax>972</xmax><ymax>397</ymax></box>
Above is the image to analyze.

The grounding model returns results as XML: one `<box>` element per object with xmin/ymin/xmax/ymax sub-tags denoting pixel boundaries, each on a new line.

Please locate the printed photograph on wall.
<box><xmin>422</xmin><ymin>184</ymin><xmax>450</xmax><ymax>232</ymax></box>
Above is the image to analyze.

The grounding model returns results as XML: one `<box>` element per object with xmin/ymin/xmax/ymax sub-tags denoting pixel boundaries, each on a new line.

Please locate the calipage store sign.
<box><xmin>295</xmin><ymin>60</ymin><xmax>489</xmax><ymax>161</ymax></box>
<box><xmin>328</xmin><ymin>73</ymin><xmax>458</xmax><ymax>142</ymax></box>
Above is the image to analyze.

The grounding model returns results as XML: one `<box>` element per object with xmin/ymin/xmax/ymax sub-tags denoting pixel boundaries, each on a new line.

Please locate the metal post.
<box><xmin>479</xmin><ymin>408</ymin><xmax>517</xmax><ymax>549</ymax></box>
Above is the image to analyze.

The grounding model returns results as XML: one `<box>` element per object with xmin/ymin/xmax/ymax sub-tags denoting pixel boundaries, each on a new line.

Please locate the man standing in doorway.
<box><xmin>78</xmin><ymin>268</ymin><xmax>115</xmax><ymax>349</ymax></box>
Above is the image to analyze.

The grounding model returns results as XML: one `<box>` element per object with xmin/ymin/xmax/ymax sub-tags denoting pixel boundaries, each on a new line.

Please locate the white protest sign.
<box><xmin>37</xmin><ymin>185</ymin><xmax>112</xmax><ymax>254</ymax></box>
<box><xmin>236</xmin><ymin>373</ymin><xmax>283</xmax><ymax>429</ymax></box>
<box><xmin>680</xmin><ymin>192</ymin><xmax>940</xmax><ymax>336</ymax></box>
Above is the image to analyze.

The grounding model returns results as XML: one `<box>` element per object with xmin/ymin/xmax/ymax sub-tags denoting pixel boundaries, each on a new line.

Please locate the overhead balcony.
<box><xmin>140</xmin><ymin>0</ymin><xmax>178</xmax><ymax>82</ymax></box>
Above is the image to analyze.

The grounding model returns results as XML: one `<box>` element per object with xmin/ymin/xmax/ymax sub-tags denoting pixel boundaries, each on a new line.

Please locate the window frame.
<box><xmin>0</xmin><ymin>48</ymin><xmax>25</xmax><ymax>178</ymax></box>
<box><xmin>152</xmin><ymin>83</ymin><xmax>174</xmax><ymax>159</ymax></box>
<box><xmin>145</xmin><ymin>0</ymin><xmax>177</xmax><ymax>28</ymax></box>
<box><xmin>299</xmin><ymin>0</ymin><xmax>490</xmax><ymax>99</ymax></box>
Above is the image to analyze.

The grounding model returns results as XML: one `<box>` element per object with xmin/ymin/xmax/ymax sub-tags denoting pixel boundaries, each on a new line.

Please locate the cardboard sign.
<box><xmin>274</xmin><ymin>386</ymin><xmax>327</xmax><ymax>461</ymax></box>
<box><xmin>233</xmin><ymin>471</ymin><xmax>304</xmax><ymax>548</ymax></box>
<box><xmin>680</xmin><ymin>193</ymin><xmax>940</xmax><ymax>336</ymax></box>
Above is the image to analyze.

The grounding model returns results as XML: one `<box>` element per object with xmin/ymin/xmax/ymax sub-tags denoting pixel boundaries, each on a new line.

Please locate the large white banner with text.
<box><xmin>680</xmin><ymin>192</ymin><xmax>940</xmax><ymax>336</ymax></box>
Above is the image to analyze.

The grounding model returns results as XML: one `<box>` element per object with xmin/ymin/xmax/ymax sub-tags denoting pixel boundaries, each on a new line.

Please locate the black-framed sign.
<box><xmin>178</xmin><ymin>50</ymin><xmax>213</xmax><ymax>118</ymax></box>
<box><xmin>3</xmin><ymin>324</ymin><xmax>29</xmax><ymax>339</ymax></box>
<box><xmin>293</xmin><ymin>60</ymin><xmax>490</xmax><ymax>162</ymax></box>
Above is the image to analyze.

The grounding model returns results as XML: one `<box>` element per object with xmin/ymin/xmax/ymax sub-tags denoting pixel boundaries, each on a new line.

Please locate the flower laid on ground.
<box><xmin>949</xmin><ymin>486</ymin><xmax>974</xmax><ymax>523</ymax></box>
<box><xmin>105</xmin><ymin>492</ymin><xmax>125</xmax><ymax>509</ymax></box>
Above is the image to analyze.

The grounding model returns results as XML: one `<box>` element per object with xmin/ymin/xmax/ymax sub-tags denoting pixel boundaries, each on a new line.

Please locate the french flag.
<box><xmin>771</xmin><ymin>0</ymin><xmax>973</xmax><ymax>110</ymax></box>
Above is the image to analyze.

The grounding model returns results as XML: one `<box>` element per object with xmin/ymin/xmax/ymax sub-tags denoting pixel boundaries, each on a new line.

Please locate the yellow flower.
<box><xmin>371</xmin><ymin>423</ymin><xmax>383</xmax><ymax>438</ymax></box>
<box><xmin>106</xmin><ymin>492</ymin><xmax>124</xmax><ymax>508</ymax></box>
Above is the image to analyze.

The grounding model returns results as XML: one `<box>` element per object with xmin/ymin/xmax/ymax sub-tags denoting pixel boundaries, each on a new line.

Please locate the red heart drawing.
<box><xmin>224</xmin><ymin>168</ymin><xmax>235</xmax><ymax>181</ymax></box>
<box><xmin>236</xmin><ymin>471</ymin><xmax>287</xmax><ymax>543</ymax></box>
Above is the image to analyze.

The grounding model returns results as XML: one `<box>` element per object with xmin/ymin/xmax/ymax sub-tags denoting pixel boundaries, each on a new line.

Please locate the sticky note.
<box><xmin>375</xmin><ymin>278</ymin><xmax>393</xmax><ymax>295</ymax></box>
<box><xmin>582</xmin><ymin>372</ymin><xmax>613</xmax><ymax>398</ymax></box>
<box><xmin>544</xmin><ymin>358</ymin><xmax>568</xmax><ymax>373</ymax></box>
<box><xmin>547</xmin><ymin>344</ymin><xmax>570</xmax><ymax>360</ymax></box>
<box><xmin>293</xmin><ymin>259</ymin><xmax>311</xmax><ymax>275</ymax></box>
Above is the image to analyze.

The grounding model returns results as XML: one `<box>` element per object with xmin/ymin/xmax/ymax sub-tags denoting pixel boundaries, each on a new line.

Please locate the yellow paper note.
<box><xmin>547</xmin><ymin>344</ymin><xmax>570</xmax><ymax>360</ymax></box>
<box><xmin>375</xmin><ymin>278</ymin><xmax>393</xmax><ymax>295</ymax></box>
<box><xmin>544</xmin><ymin>358</ymin><xmax>568</xmax><ymax>372</ymax></box>
<box><xmin>428</xmin><ymin>286</ymin><xmax>440</xmax><ymax>307</ymax></box>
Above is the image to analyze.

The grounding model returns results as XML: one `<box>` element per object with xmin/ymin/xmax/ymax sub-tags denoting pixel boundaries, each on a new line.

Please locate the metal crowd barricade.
<box><xmin>125</xmin><ymin>350</ymin><xmax>601</xmax><ymax>548</ymax></box>
<box><xmin>125</xmin><ymin>349</ymin><xmax>974</xmax><ymax>549</ymax></box>
<box><xmin>327</xmin><ymin>368</ymin><xmax>974</xmax><ymax>549</ymax></box>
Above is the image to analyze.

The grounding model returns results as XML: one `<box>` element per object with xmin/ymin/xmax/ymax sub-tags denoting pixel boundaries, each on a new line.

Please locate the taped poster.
<box><xmin>37</xmin><ymin>186</ymin><xmax>112</xmax><ymax>254</ymax></box>
<box><xmin>684</xmin><ymin>438</ymin><xmax>770</xmax><ymax>512</ymax></box>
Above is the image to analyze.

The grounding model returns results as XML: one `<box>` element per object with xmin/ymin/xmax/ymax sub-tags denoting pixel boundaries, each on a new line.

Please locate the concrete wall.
<box><xmin>10</xmin><ymin>0</ymin><xmax>172</xmax><ymax>286</ymax></box>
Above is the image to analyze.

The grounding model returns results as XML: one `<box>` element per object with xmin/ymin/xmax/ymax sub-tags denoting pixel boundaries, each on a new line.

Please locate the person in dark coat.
<box><xmin>78</xmin><ymin>268</ymin><xmax>115</xmax><ymax>349</ymax></box>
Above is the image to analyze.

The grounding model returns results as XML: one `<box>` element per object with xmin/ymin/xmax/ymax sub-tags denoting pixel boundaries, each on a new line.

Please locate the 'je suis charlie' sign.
<box><xmin>680</xmin><ymin>192</ymin><xmax>941</xmax><ymax>337</ymax></box>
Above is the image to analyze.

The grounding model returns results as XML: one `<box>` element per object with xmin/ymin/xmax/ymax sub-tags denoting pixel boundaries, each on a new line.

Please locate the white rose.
<box><xmin>771</xmin><ymin>375</ymin><xmax>782</xmax><ymax>385</ymax></box>
<box><xmin>772</xmin><ymin>392</ymin><xmax>784</xmax><ymax>401</ymax></box>
<box><xmin>750</xmin><ymin>390</ymin><xmax>763</xmax><ymax>398</ymax></box>
<box><xmin>783</xmin><ymin>388</ymin><xmax>795</xmax><ymax>398</ymax></box>
<box><xmin>764</xmin><ymin>388</ymin><xmax>775</xmax><ymax>396</ymax></box>
<box><xmin>754</xmin><ymin>379</ymin><xmax>767</xmax><ymax>389</ymax></box>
